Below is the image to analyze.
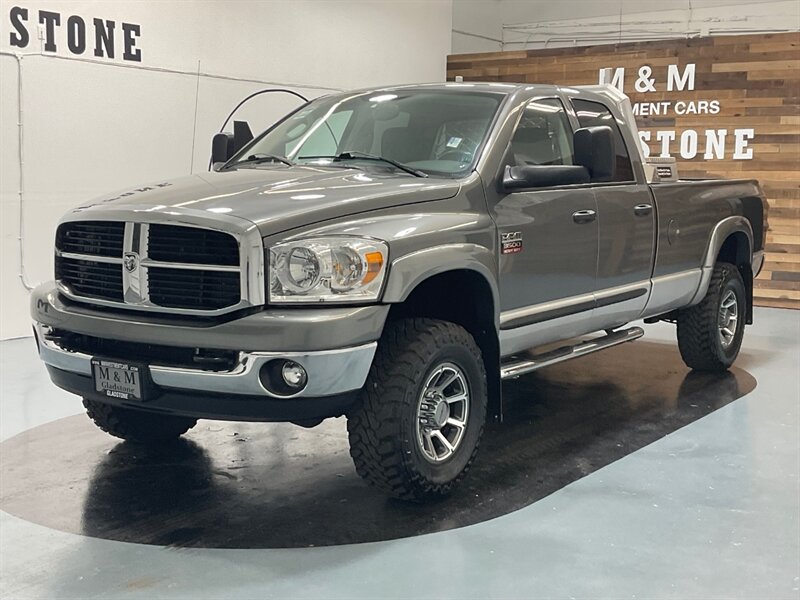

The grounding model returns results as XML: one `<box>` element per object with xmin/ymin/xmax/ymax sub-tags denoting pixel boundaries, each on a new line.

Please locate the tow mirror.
<box><xmin>210</xmin><ymin>120</ymin><xmax>255</xmax><ymax>171</ymax></box>
<box><xmin>211</xmin><ymin>132</ymin><xmax>235</xmax><ymax>170</ymax></box>
<box><xmin>502</xmin><ymin>164</ymin><xmax>590</xmax><ymax>191</ymax></box>
<box><xmin>574</xmin><ymin>125</ymin><xmax>615</xmax><ymax>182</ymax></box>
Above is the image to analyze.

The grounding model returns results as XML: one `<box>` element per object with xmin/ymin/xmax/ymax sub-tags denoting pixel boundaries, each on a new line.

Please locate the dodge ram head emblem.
<box><xmin>123</xmin><ymin>252</ymin><xmax>139</xmax><ymax>272</ymax></box>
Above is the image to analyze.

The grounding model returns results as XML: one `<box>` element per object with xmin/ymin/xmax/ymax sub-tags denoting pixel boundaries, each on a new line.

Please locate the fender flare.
<box><xmin>688</xmin><ymin>215</ymin><xmax>753</xmax><ymax>306</ymax></box>
<box><xmin>382</xmin><ymin>243</ymin><xmax>500</xmax><ymax>326</ymax></box>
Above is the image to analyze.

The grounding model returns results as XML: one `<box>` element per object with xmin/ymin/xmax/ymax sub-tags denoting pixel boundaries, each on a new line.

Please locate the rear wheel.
<box><xmin>347</xmin><ymin>318</ymin><xmax>488</xmax><ymax>501</ymax></box>
<box><xmin>83</xmin><ymin>398</ymin><xmax>197</xmax><ymax>443</ymax></box>
<box><xmin>677</xmin><ymin>262</ymin><xmax>746</xmax><ymax>372</ymax></box>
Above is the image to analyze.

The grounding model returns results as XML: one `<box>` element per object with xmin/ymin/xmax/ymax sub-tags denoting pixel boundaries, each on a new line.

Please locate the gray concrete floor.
<box><xmin>1</xmin><ymin>307</ymin><xmax>798</xmax><ymax>599</ymax></box>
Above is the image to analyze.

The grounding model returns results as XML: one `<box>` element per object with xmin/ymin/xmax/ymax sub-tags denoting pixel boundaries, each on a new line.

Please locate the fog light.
<box><xmin>259</xmin><ymin>359</ymin><xmax>309</xmax><ymax>396</ymax></box>
<box><xmin>281</xmin><ymin>361</ymin><xmax>307</xmax><ymax>388</ymax></box>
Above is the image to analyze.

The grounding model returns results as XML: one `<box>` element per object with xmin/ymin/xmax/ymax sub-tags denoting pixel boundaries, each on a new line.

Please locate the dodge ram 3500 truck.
<box><xmin>32</xmin><ymin>83</ymin><xmax>766</xmax><ymax>501</ymax></box>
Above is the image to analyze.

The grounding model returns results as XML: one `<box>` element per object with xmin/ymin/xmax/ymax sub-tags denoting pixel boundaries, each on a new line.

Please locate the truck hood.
<box><xmin>71</xmin><ymin>165</ymin><xmax>461</xmax><ymax>237</ymax></box>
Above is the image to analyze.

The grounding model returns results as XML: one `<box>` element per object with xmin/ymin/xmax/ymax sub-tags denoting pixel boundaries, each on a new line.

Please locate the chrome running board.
<box><xmin>500</xmin><ymin>326</ymin><xmax>644</xmax><ymax>380</ymax></box>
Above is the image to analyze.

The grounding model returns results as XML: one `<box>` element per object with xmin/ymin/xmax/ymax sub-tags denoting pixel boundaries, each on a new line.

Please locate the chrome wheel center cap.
<box><xmin>432</xmin><ymin>398</ymin><xmax>450</xmax><ymax>428</ymax></box>
<box><xmin>420</xmin><ymin>393</ymin><xmax>450</xmax><ymax>429</ymax></box>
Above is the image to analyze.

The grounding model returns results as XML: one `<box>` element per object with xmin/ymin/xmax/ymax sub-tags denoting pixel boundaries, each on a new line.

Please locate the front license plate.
<box><xmin>91</xmin><ymin>358</ymin><xmax>144</xmax><ymax>401</ymax></box>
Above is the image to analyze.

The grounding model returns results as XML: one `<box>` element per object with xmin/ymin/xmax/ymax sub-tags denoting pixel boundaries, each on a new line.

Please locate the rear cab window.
<box><xmin>571</xmin><ymin>99</ymin><xmax>635</xmax><ymax>182</ymax></box>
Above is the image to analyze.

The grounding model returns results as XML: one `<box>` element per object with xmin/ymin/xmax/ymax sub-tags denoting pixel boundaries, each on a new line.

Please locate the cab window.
<box><xmin>571</xmin><ymin>99</ymin><xmax>635</xmax><ymax>182</ymax></box>
<box><xmin>510</xmin><ymin>98</ymin><xmax>574</xmax><ymax>167</ymax></box>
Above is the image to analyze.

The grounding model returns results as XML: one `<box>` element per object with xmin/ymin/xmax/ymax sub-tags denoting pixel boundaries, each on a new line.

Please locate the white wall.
<box><xmin>453</xmin><ymin>0</ymin><xmax>800</xmax><ymax>53</ymax></box>
<box><xmin>452</xmin><ymin>0</ymin><xmax>502</xmax><ymax>54</ymax></box>
<box><xmin>0</xmin><ymin>0</ymin><xmax>453</xmax><ymax>339</ymax></box>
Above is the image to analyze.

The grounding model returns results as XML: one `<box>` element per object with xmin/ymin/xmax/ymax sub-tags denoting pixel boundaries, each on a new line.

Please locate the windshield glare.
<box><xmin>231</xmin><ymin>90</ymin><xmax>504</xmax><ymax>176</ymax></box>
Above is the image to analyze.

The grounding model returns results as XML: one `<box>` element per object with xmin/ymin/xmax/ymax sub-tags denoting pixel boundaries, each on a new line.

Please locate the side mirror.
<box><xmin>574</xmin><ymin>125</ymin><xmax>615</xmax><ymax>182</ymax></box>
<box><xmin>211</xmin><ymin>132</ymin><xmax>235</xmax><ymax>170</ymax></box>
<box><xmin>209</xmin><ymin>120</ymin><xmax>255</xmax><ymax>171</ymax></box>
<box><xmin>502</xmin><ymin>164</ymin><xmax>590</xmax><ymax>191</ymax></box>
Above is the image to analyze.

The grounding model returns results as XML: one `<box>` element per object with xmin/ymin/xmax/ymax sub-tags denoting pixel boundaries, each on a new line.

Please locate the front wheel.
<box><xmin>677</xmin><ymin>262</ymin><xmax>746</xmax><ymax>372</ymax></box>
<box><xmin>347</xmin><ymin>318</ymin><xmax>488</xmax><ymax>501</ymax></box>
<box><xmin>83</xmin><ymin>398</ymin><xmax>197</xmax><ymax>443</ymax></box>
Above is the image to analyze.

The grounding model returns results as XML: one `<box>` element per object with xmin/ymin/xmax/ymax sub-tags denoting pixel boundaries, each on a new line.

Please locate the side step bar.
<box><xmin>500</xmin><ymin>326</ymin><xmax>644</xmax><ymax>380</ymax></box>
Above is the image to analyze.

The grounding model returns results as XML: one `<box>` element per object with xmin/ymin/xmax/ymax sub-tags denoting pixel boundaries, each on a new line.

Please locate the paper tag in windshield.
<box><xmin>446</xmin><ymin>137</ymin><xmax>463</xmax><ymax>148</ymax></box>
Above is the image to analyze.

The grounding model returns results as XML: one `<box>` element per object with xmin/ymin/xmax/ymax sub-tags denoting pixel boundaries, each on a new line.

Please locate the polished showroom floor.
<box><xmin>1</xmin><ymin>307</ymin><xmax>798</xmax><ymax>599</ymax></box>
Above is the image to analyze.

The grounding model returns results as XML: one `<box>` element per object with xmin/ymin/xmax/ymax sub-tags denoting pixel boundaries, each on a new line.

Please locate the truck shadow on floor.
<box><xmin>0</xmin><ymin>341</ymin><xmax>755</xmax><ymax>548</ymax></box>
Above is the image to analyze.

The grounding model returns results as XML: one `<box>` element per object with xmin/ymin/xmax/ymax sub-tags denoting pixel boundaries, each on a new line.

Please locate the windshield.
<box><xmin>227</xmin><ymin>89</ymin><xmax>505</xmax><ymax>177</ymax></box>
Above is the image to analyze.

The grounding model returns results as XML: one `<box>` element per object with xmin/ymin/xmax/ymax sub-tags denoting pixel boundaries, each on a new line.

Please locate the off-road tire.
<box><xmin>347</xmin><ymin>318</ymin><xmax>488</xmax><ymax>502</ymax></box>
<box><xmin>83</xmin><ymin>398</ymin><xmax>197</xmax><ymax>443</ymax></box>
<box><xmin>677</xmin><ymin>262</ymin><xmax>746</xmax><ymax>372</ymax></box>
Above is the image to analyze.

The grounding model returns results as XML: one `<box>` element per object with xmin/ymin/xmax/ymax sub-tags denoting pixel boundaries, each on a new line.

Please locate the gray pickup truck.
<box><xmin>31</xmin><ymin>83</ymin><xmax>766</xmax><ymax>501</ymax></box>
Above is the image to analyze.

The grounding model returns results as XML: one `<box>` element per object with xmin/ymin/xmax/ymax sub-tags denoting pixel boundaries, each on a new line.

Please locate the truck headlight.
<box><xmin>269</xmin><ymin>237</ymin><xmax>388</xmax><ymax>303</ymax></box>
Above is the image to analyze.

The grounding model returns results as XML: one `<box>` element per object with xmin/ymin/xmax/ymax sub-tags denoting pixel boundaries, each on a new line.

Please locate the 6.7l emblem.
<box><xmin>123</xmin><ymin>252</ymin><xmax>139</xmax><ymax>272</ymax></box>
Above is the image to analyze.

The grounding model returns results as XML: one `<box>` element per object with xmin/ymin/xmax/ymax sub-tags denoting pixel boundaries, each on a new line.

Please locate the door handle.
<box><xmin>572</xmin><ymin>209</ymin><xmax>596</xmax><ymax>224</ymax></box>
<box><xmin>634</xmin><ymin>203</ymin><xmax>653</xmax><ymax>216</ymax></box>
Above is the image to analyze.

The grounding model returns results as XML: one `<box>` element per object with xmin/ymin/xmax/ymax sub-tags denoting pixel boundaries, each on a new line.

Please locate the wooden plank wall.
<box><xmin>447</xmin><ymin>32</ymin><xmax>800</xmax><ymax>309</ymax></box>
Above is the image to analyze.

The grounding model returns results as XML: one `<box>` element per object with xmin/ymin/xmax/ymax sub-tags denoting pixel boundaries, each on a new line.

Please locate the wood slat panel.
<box><xmin>448</xmin><ymin>31</ymin><xmax>800</xmax><ymax>309</ymax></box>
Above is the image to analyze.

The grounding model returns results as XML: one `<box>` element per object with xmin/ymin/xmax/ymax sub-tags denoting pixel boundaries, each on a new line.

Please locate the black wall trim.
<box><xmin>500</xmin><ymin>287</ymin><xmax>648</xmax><ymax>330</ymax></box>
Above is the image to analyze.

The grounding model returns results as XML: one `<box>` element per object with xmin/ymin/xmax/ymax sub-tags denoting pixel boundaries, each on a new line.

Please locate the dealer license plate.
<box><xmin>91</xmin><ymin>359</ymin><xmax>144</xmax><ymax>401</ymax></box>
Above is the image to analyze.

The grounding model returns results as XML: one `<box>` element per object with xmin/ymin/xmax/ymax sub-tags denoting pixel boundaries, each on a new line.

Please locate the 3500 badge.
<box><xmin>501</xmin><ymin>231</ymin><xmax>523</xmax><ymax>255</ymax></box>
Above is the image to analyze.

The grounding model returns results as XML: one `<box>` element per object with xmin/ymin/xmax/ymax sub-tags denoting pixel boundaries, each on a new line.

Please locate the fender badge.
<box><xmin>501</xmin><ymin>231</ymin><xmax>523</xmax><ymax>255</ymax></box>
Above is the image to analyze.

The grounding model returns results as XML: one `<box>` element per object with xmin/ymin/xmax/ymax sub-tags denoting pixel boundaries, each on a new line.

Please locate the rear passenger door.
<box><xmin>570</xmin><ymin>98</ymin><xmax>656</xmax><ymax>325</ymax></box>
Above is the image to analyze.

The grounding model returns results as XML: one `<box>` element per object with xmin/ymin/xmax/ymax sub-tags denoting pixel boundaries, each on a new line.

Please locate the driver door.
<box><xmin>489</xmin><ymin>97</ymin><xmax>599</xmax><ymax>353</ymax></box>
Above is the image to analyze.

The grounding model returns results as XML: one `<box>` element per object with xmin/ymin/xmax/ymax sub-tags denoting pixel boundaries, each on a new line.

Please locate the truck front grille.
<box><xmin>56</xmin><ymin>221</ymin><xmax>125</xmax><ymax>258</ymax></box>
<box><xmin>55</xmin><ymin>256</ymin><xmax>124</xmax><ymax>302</ymax></box>
<box><xmin>148</xmin><ymin>224</ymin><xmax>240</xmax><ymax>266</ymax></box>
<box><xmin>55</xmin><ymin>221</ymin><xmax>248</xmax><ymax>314</ymax></box>
<box><xmin>148</xmin><ymin>267</ymin><xmax>241</xmax><ymax>309</ymax></box>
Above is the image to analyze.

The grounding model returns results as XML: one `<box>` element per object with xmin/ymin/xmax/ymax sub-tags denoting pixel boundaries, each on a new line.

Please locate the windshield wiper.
<box><xmin>298</xmin><ymin>151</ymin><xmax>428</xmax><ymax>178</ymax></box>
<box><xmin>233</xmin><ymin>153</ymin><xmax>293</xmax><ymax>167</ymax></box>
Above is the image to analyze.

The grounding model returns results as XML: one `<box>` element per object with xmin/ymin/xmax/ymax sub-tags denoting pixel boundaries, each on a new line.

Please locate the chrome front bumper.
<box><xmin>34</xmin><ymin>322</ymin><xmax>376</xmax><ymax>400</ymax></box>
